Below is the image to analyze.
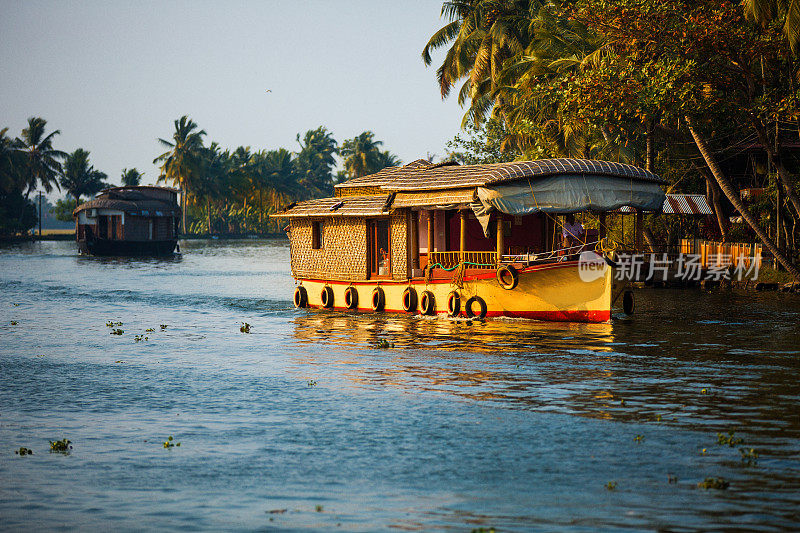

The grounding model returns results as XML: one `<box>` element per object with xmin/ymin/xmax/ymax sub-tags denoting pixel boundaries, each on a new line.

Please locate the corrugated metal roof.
<box><xmin>335</xmin><ymin>158</ymin><xmax>663</xmax><ymax>192</ymax></box>
<box><xmin>617</xmin><ymin>194</ymin><xmax>712</xmax><ymax>215</ymax></box>
<box><xmin>273</xmin><ymin>195</ymin><xmax>391</xmax><ymax>218</ymax></box>
<box><xmin>391</xmin><ymin>188</ymin><xmax>476</xmax><ymax>208</ymax></box>
<box><xmin>663</xmin><ymin>194</ymin><xmax>713</xmax><ymax>215</ymax></box>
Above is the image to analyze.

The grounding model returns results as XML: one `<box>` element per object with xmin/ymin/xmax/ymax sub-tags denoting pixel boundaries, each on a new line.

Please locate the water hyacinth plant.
<box><xmin>163</xmin><ymin>436</ymin><xmax>180</xmax><ymax>448</ymax></box>
<box><xmin>698</xmin><ymin>477</ymin><xmax>729</xmax><ymax>490</ymax></box>
<box><xmin>49</xmin><ymin>438</ymin><xmax>72</xmax><ymax>453</ymax></box>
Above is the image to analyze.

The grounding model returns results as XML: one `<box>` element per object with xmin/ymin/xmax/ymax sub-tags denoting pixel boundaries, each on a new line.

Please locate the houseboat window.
<box><xmin>312</xmin><ymin>221</ymin><xmax>323</xmax><ymax>249</ymax></box>
<box><xmin>368</xmin><ymin>219</ymin><xmax>390</xmax><ymax>277</ymax></box>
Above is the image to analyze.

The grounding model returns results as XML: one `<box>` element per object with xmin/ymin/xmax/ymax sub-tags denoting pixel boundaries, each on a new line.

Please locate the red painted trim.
<box><xmin>304</xmin><ymin>305</ymin><xmax>610</xmax><ymax>323</ymax></box>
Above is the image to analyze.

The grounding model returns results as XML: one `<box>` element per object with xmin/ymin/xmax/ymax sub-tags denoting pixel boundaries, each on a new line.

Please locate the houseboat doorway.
<box><xmin>367</xmin><ymin>219</ymin><xmax>390</xmax><ymax>278</ymax></box>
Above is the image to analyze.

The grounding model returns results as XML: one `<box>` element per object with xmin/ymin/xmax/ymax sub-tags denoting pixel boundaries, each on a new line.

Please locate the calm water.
<box><xmin>1</xmin><ymin>239</ymin><xmax>799</xmax><ymax>531</ymax></box>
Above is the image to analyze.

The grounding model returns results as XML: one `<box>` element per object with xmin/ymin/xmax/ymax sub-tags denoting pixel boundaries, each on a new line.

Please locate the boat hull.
<box><xmin>77</xmin><ymin>239</ymin><xmax>178</xmax><ymax>256</ymax></box>
<box><xmin>295</xmin><ymin>260</ymin><xmax>612</xmax><ymax>323</ymax></box>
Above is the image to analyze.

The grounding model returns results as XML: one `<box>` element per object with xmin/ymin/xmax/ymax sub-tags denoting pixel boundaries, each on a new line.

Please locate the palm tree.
<box><xmin>121</xmin><ymin>168</ymin><xmax>143</xmax><ymax>187</ymax></box>
<box><xmin>422</xmin><ymin>1</ymin><xmax>532</xmax><ymax>125</ymax></box>
<box><xmin>15</xmin><ymin>117</ymin><xmax>66</xmax><ymax>197</ymax></box>
<box><xmin>154</xmin><ymin>116</ymin><xmax>206</xmax><ymax>233</ymax></box>
<box><xmin>296</xmin><ymin>126</ymin><xmax>338</xmax><ymax>196</ymax></box>
<box><xmin>60</xmin><ymin>149</ymin><xmax>108</xmax><ymax>203</ymax></box>
<box><xmin>339</xmin><ymin>131</ymin><xmax>383</xmax><ymax>179</ymax></box>
<box><xmin>687</xmin><ymin>119</ymin><xmax>800</xmax><ymax>280</ymax></box>
<box><xmin>374</xmin><ymin>150</ymin><xmax>402</xmax><ymax>171</ymax></box>
<box><xmin>743</xmin><ymin>0</ymin><xmax>800</xmax><ymax>52</ymax></box>
<box><xmin>0</xmin><ymin>128</ymin><xmax>25</xmax><ymax>195</ymax></box>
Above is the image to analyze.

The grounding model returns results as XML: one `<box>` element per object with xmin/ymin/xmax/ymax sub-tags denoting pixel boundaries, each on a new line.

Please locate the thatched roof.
<box><xmin>73</xmin><ymin>198</ymin><xmax>180</xmax><ymax>216</ymax></box>
<box><xmin>275</xmin><ymin>195</ymin><xmax>391</xmax><ymax>218</ymax></box>
<box><xmin>335</xmin><ymin>158</ymin><xmax>664</xmax><ymax>192</ymax></box>
<box><xmin>73</xmin><ymin>186</ymin><xmax>180</xmax><ymax>217</ymax></box>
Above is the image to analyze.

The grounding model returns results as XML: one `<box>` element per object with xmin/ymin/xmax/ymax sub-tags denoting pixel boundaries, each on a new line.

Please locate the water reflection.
<box><xmin>289</xmin><ymin>294</ymin><xmax>800</xmax><ymax>447</ymax></box>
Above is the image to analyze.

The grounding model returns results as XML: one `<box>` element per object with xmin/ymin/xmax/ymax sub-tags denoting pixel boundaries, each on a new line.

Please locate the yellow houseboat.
<box><xmin>273</xmin><ymin>158</ymin><xmax>665</xmax><ymax>322</ymax></box>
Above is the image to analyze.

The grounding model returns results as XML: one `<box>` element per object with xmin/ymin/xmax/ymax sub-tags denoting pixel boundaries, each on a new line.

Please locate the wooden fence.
<box><xmin>428</xmin><ymin>251</ymin><xmax>498</xmax><ymax>269</ymax></box>
<box><xmin>680</xmin><ymin>239</ymin><xmax>762</xmax><ymax>269</ymax></box>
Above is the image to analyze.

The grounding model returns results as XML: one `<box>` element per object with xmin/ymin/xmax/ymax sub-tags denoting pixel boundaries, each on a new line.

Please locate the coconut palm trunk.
<box><xmin>687</xmin><ymin>117</ymin><xmax>800</xmax><ymax>280</ymax></box>
<box><xmin>749</xmin><ymin>116</ymin><xmax>800</xmax><ymax>220</ymax></box>
<box><xmin>706</xmin><ymin>175</ymin><xmax>730</xmax><ymax>241</ymax></box>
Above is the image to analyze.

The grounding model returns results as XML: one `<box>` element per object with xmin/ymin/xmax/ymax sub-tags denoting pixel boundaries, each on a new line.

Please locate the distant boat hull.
<box><xmin>294</xmin><ymin>260</ymin><xmax>612</xmax><ymax>323</ymax></box>
<box><xmin>77</xmin><ymin>239</ymin><xmax>178</xmax><ymax>256</ymax></box>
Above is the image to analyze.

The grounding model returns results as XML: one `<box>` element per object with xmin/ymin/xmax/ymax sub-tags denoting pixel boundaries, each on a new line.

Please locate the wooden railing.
<box><xmin>428</xmin><ymin>251</ymin><xmax>498</xmax><ymax>269</ymax></box>
<box><xmin>680</xmin><ymin>239</ymin><xmax>762</xmax><ymax>269</ymax></box>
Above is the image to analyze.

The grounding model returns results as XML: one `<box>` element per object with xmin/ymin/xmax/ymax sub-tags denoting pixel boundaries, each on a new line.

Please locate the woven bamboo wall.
<box><xmin>289</xmin><ymin>218</ymin><xmax>368</xmax><ymax>280</ymax></box>
<box><xmin>390</xmin><ymin>211</ymin><xmax>408</xmax><ymax>280</ymax></box>
<box><xmin>335</xmin><ymin>186</ymin><xmax>383</xmax><ymax>198</ymax></box>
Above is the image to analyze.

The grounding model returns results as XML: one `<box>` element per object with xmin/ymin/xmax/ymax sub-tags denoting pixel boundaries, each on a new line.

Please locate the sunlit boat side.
<box><xmin>273</xmin><ymin>158</ymin><xmax>665</xmax><ymax>322</ymax></box>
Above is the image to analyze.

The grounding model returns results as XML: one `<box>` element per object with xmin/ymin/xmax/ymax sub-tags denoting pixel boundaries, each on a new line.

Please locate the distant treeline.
<box><xmin>0</xmin><ymin>115</ymin><xmax>401</xmax><ymax>236</ymax></box>
<box><xmin>153</xmin><ymin>116</ymin><xmax>402</xmax><ymax>235</ymax></box>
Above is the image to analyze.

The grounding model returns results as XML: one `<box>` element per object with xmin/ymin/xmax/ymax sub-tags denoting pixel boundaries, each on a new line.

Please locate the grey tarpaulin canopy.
<box><xmin>471</xmin><ymin>174</ymin><xmax>666</xmax><ymax>235</ymax></box>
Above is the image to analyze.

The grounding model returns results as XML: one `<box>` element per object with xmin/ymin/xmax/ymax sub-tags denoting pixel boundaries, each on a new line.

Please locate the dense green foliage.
<box><xmin>153</xmin><ymin>117</ymin><xmax>401</xmax><ymax>235</ymax></box>
<box><xmin>429</xmin><ymin>0</ymin><xmax>800</xmax><ymax>275</ymax></box>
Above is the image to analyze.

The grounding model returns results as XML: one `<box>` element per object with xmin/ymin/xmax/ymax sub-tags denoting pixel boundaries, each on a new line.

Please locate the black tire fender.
<box><xmin>402</xmin><ymin>287</ymin><xmax>418</xmax><ymax>313</ymax></box>
<box><xmin>371</xmin><ymin>287</ymin><xmax>385</xmax><ymax>311</ymax></box>
<box><xmin>464</xmin><ymin>295</ymin><xmax>487</xmax><ymax>319</ymax></box>
<box><xmin>420</xmin><ymin>291</ymin><xmax>436</xmax><ymax>315</ymax></box>
<box><xmin>293</xmin><ymin>286</ymin><xmax>308</xmax><ymax>308</ymax></box>
<box><xmin>320</xmin><ymin>285</ymin><xmax>334</xmax><ymax>308</ymax></box>
<box><xmin>496</xmin><ymin>265</ymin><xmax>519</xmax><ymax>290</ymax></box>
<box><xmin>344</xmin><ymin>286</ymin><xmax>358</xmax><ymax>310</ymax></box>
<box><xmin>447</xmin><ymin>291</ymin><xmax>461</xmax><ymax>317</ymax></box>
<box><xmin>623</xmin><ymin>290</ymin><xmax>635</xmax><ymax>315</ymax></box>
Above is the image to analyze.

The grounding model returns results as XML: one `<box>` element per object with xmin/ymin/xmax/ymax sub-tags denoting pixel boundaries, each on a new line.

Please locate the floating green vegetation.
<box><xmin>471</xmin><ymin>529</ymin><xmax>496</xmax><ymax>533</ymax></box>
<box><xmin>15</xmin><ymin>447</ymin><xmax>33</xmax><ymax>456</ymax></box>
<box><xmin>115</xmin><ymin>360</ymin><xmax>124</xmax><ymax>363</ymax></box>
<box><xmin>701</xmin><ymin>388</ymin><xmax>709</xmax><ymax>395</ymax></box>
<box><xmin>267</xmin><ymin>509</ymin><xmax>287</xmax><ymax>514</ymax></box>
<box><xmin>633</xmin><ymin>434</ymin><xmax>644</xmax><ymax>443</ymax></box>
<box><xmin>698</xmin><ymin>477</ymin><xmax>729</xmax><ymax>490</ymax></box>
<box><xmin>655</xmin><ymin>414</ymin><xmax>662</xmax><ymax>422</ymax></box>
<box><xmin>49</xmin><ymin>438</ymin><xmax>72</xmax><ymax>453</ymax></box>
<box><xmin>163</xmin><ymin>436</ymin><xmax>180</xmax><ymax>448</ymax></box>
<box><xmin>740</xmin><ymin>448</ymin><xmax>759</xmax><ymax>466</ymax></box>
<box><xmin>12</xmin><ymin>303</ymin><xmax>20</xmax><ymax>306</ymax></box>
<box><xmin>10</xmin><ymin>320</ymin><xmax>18</xmax><ymax>325</ymax></box>
<box><xmin>240</xmin><ymin>322</ymin><xmax>251</xmax><ymax>333</ymax></box>
<box><xmin>605</xmin><ymin>481</ymin><xmax>617</xmax><ymax>491</ymax></box>
<box><xmin>701</xmin><ymin>448</ymin><xmax>708</xmax><ymax>455</ymax></box>
<box><xmin>307</xmin><ymin>380</ymin><xmax>317</xmax><ymax>387</ymax></box>
<box><xmin>134</xmin><ymin>334</ymin><xmax>149</xmax><ymax>342</ymax></box>
<box><xmin>717</xmin><ymin>431</ymin><xmax>743</xmax><ymax>447</ymax></box>
<box><xmin>375</xmin><ymin>339</ymin><xmax>394</xmax><ymax>349</ymax></box>
<box><xmin>315</xmin><ymin>505</ymin><xmax>323</xmax><ymax>512</ymax></box>
<box><xmin>619</xmin><ymin>399</ymin><xmax>625</xmax><ymax>406</ymax></box>
<box><xmin>110</xmin><ymin>328</ymin><xmax>124</xmax><ymax>335</ymax></box>
<box><xmin>667</xmin><ymin>474</ymin><xmax>678</xmax><ymax>484</ymax></box>
<box><xmin>160</xmin><ymin>324</ymin><xmax>168</xmax><ymax>330</ymax></box>
<box><xmin>36</xmin><ymin>354</ymin><xmax>45</xmax><ymax>358</ymax></box>
<box><xmin>145</xmin><ymin>328</ymin><xmax>155</xmax><ymax>332</ymax></box>
<box><xmin>106</xmin><ymin>321</ymin><xmax>123</xmax><ymax>327</ymax></box>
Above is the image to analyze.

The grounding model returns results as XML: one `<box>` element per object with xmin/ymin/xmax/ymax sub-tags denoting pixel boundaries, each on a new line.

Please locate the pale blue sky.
<box><xmin>0</xmin><ymin>0</ymin><xmax>466</xmax><ymax>197</ymax></box>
